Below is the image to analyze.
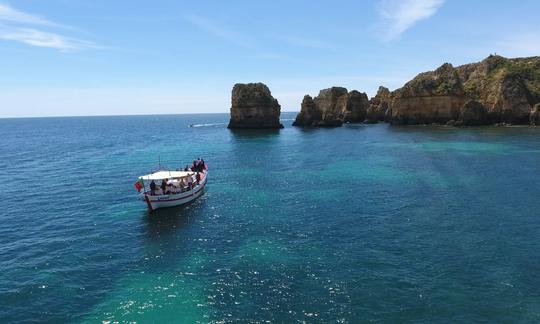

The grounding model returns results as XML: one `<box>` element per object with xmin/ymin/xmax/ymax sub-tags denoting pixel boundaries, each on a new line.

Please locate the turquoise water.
<box><xmin>1</xmin><ymin>113</ymin><xmax>540</xmax><ymax>322</ymax></box>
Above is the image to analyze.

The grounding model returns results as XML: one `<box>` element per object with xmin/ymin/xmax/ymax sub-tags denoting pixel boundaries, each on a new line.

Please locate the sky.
<box><xmin>0</xmin><ymin>0</ymin><xmax>539</xmax><ymax>118</ymax></box>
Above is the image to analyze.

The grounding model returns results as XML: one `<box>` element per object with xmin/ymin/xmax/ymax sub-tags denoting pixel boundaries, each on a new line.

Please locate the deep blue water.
<box><xmin>1</xmin><ymin>113</ymin><xmax>540</xmax><ymax>323</ymax></box>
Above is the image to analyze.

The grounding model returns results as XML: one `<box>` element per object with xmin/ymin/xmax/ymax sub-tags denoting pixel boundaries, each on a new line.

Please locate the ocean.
<box><xmin>1</xmin><ymin>112</ymin><xmax>539</xmax><ymax>322</ymax></box>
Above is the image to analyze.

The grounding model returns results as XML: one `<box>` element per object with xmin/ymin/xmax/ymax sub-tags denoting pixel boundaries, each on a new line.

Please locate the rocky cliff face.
<box><xmin>234</xmin><ymin>56</ymin><xmax>540</xmax><ymax>129</ymax></box>
<box><xmin>292</xmin><ymin>95</ymin><xmax>322</xmax><ymax>126</ymax></box>
<box><xmin>366</xmin><ymin>86</ymin><xmax>393</xmax><ymax>123</ymax></box>
<box><xmin>293</xmin><ymin>87</ymin><xmax>369</xmax><ymax>126</ymax></box>
<box><xmin>391</xmin><ymin>55</ymin><xmax>540</xmax><ymax>125</ymax></box>
<box><xmin>391</xmin><ymin>63</ymin><xmax>467</xmax><ymax>124</ymax></box>
<box><xmin>228</xmin><ymin>83</ymin><xmax>283</xmax><ymax>129</ymax></box>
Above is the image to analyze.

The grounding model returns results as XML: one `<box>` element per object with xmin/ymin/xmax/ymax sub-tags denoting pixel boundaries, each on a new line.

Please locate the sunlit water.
<box><xmin>1</xmin><ymin>113</ymin><xmax>539</xmax><ymax>322</ymax></box>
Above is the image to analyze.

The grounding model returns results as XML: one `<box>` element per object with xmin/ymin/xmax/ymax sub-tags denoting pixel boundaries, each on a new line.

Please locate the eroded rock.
<box><xmin>293</xmin><ymin>87</ymin><xmax>369</xmax><ymax>127</ymax></box>
<box><xmin>366</xmin><ymin>86</ymin><xmax>393</xmax><ymax>123</ymax></box>
<box><xmin>228</xmin><ymin>83</ymin><xmax>283</xmax><ymax>129</ymax></box>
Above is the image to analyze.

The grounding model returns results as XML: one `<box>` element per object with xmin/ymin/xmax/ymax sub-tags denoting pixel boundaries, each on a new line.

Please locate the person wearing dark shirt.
<box><xmin>150</xmin><ymin>180</ymin><xmax>157</xmax><ymax>195</ymax></box>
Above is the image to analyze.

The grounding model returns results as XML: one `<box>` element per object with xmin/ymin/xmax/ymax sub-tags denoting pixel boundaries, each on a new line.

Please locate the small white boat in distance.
<box><xmin>134</xmin><ymin>164</ymin><xmax>208</xmax><ymax>212</ymax></box>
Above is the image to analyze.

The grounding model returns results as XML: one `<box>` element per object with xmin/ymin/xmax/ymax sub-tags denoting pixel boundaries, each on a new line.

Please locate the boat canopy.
<box><xmin>139</xmin><ymin>170</ymin><xmax>194</xmax><ymax>181</ymax></box>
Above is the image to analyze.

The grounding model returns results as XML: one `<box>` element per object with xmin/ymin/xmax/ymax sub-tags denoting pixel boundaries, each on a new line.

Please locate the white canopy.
<box><xmin>139</xmin><ymin>170</ymin><xmax>194</xmax><ymax>181</ymax></box>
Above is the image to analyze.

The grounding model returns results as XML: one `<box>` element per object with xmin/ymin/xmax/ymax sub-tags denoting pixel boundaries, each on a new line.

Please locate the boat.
<box><xmin>134</xmin><ymin>162</ymin><xmax>208</xmax><ymax>211</ymax></box>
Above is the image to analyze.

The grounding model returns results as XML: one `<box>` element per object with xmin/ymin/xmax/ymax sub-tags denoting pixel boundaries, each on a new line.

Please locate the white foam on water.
<box><xmin>189</xmin><ymin>122</ymin><xmax>227</xmax><ymax>128</ymax></box>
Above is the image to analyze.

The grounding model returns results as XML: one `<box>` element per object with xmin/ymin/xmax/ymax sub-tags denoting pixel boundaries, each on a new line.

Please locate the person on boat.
<box><xmin>184</xmin><ymin>165</ymin><xmax>189</xmax><ymax>171</ymax></box>
<box><xmin>179</xmin><ymin>178</ymin><xmax>186</xmax><ymax>192</ymax></box>
<box><xmin>150</xmin><ymin>180</ymin><xmax>157</xmax><ymax>195</ymax></box>
<box><xmin>201</xmin><ymin>159</ymin><xmax>206</xmax><ymax>171</ymax></box>
<box><xmin>187</xmin><ymin>175</ymin><xmax>193</xmax><ymax>190</ymax></box>
<box><xmin>166</xmin><ymin>181</ymin><xmax>175</xmax><ymax>194</ymax></box>
<box><xmin>196</xmin><ymin>172</ymin><xmax>201</xmax><ymax>184</ymax></box>
<box><xmin>161</xmin><ymin>179</ymin><xmax>167</xmax><ymax>194</ymax></box>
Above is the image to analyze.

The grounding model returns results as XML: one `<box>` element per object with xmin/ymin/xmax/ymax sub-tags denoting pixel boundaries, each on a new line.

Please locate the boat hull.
<box><xmin>140</xmin><ymin>175</ymin><xmax>207</xmax><ymax>211</ymax></box>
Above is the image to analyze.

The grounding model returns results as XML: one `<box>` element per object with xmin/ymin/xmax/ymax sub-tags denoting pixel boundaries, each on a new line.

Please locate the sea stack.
<box><xmin>293</xmin><ymin>87</ymin><xmax>369</xmax><ymax>127</ymax></box>
<box><xmin>228</xmin><ymin>83</ymin><xmax>283</xmax><ymax>129</ymax></box>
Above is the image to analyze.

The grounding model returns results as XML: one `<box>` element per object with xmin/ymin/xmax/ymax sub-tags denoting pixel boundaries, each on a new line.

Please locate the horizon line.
<box><xmin>0</xmin><ymin>110</ymin><xmax>301</xmax><ymax>120</ymax></box>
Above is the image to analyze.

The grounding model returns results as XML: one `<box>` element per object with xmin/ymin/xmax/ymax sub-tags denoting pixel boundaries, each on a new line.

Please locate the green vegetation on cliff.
<box><xmin>463</xmin><ymin>55</ymin><xmax>540</xmax><ymax>103</ymax></box>
<box><xmin>392</xmin><ymin>55</ymin><xmax>540</xmax><ymax>125</ymax></box>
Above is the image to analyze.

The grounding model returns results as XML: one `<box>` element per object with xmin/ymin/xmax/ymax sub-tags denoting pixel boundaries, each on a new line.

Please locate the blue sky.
<box><xmin>0</xmin><ymin>0</ymin><xmax>539</xmax><ymax>117</ymax></box>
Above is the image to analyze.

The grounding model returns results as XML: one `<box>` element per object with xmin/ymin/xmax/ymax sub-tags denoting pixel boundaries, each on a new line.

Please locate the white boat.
<box><xmin>134</xmin><ymin>167</ymin><xmax>208</xmax><ymax>211</ymax></box>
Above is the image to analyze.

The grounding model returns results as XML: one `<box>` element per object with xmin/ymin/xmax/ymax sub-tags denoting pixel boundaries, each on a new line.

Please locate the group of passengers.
<box><xmin>146</xmin><ymin>158</ymin><xmax>206</xmax><ymax>196</ymax></box>
<box><xmin>183</xmin><ymin>158</ymin><xmax>207</xmax><ymax>173</ymax></box>
<box><xmin>150</xmin><ymin>158</ymin><xmax>207</xmax><ymax>196</ymax></box>
<box><xmin>148</xmin><ymin>175</ymin><xmax>195</xmax><ymax>196</ymax></box>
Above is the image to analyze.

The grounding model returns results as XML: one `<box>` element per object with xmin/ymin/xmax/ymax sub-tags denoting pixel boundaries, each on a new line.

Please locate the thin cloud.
<box><xmin>0</xmin><ymin>26</ymin><xmax>95</xmax><ymax>51</ymax></box>
<box><xmin>0</xmin><ymin>3</ymin><xmax>94</xmax><ymax>51</ymax></box>
<box><xmin>378</xmin><ymin>0</ymin><xmax>445</xmax><ymax>40</ymax></box>
<box><xmin>0</xmin><ymin>3</ymin><xmax>56</xmax><ymax>26</ymax></box>
<box><xmin>184</xmin><ymin>14</ymin><xmax>285</xmax><ymax>60</ymax></box>
<box><xmin>184</xmin><ymin>14</ymin><xmax>253</xmax><ymax>49</ymax></box>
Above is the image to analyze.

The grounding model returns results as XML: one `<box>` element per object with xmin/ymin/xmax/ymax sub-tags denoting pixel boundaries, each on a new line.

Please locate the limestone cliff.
<box><xmin>228</xmin><ymin>83</ymin><xmax>283</xmax><ymax>129</ymax></box>
<box><xmin>391</xmin><ymin>55</ymin><xmax>540</xmax><ymax>125</ymax></box>
<box><xmin>391</xmin><ymin>63</ymin><xmax>467</xmax><ymax>124</ymax></box>
<box><xmin>293</xmin><ymin>87</ymin><xmax>369</xmax><ymax>126</ymax></box>
<box><xmin>366</xmin><ymin>86</ymin><xmax>393</xmax><ymax>123</ymax></box>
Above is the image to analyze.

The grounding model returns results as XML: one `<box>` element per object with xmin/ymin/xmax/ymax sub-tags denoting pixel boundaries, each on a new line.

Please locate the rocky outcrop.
<box><xmin>228</xmin><ymin>83</ymin><xmax>283</xmax><ymax>129</ymax></box>
<box><xmin>366</xmin><ymin>86</ymin><xmax>393</xmax><ymax>123</ymax></box>
<box><xmin>391</xmin><ymin>55</ymin><xmax>540</xmax><ymax>125</ymax></box>
<box><xmin>392</xmin><ymin>63</ymin><xmax>467</xmax><ymax>124</ymax></box>
<box><xmin>457</xmin><ymin>55</ymin><xmax>537</xmax><ymax>124</ymax></box>
<box><xmin>233</xmin><ymin>56</ymin><xmax>540</xmax><ymax>128</ymax></box>
<box><xmin>343</xmin><ymin>90</ymin><xmax>370</xmax><ymax>123</ymax></box>
<box><xmin>292</xmin><ymin>95</ymin><xmax>324</xmax><ymax>126</ymax></box>
<box><xmin>293</xmin><ymin>87</ymin><xmax>369</xmax><ymax>126</ymax></box>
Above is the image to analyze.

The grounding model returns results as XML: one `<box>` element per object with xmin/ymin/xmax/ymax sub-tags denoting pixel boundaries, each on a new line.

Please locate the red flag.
<box><xmin>134</xmin><ymin>181</ymin><xmax>142</xmax><ymax>191</ymax></box>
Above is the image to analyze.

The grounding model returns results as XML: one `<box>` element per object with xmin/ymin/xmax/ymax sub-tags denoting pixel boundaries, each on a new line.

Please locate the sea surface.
<box><xmin>1</xmin><ymin>113</ymin><xmax>540</xmax><ymax>323</ymax></box>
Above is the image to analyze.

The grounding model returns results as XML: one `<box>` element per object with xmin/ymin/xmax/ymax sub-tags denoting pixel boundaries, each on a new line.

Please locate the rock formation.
<box><xmin>293</xmin><ymin>87</ymin><xmax>369</xmax><ymax>126</ymax></box>
<box><xmin>366</xmin><ymin>86</ymin><xmax>393</xmax><ymax>123</ymax></box>
<box><xmin>342</xmin><ymin>90</ymin><xmax>370</xmax><ymax>123</ymax></box>
<box><xmin>391</xmin><ymin>63</ymin><xmax>468</xmax><ymax>125</ymax></box>
<box><xmin>391</xmin><ymin>55</ymin><xmax>540</xmax><ymax>125</ymax></box>
<box><xmin>293</xmin><ymin>87</ymin><xmax>347</xmax><ymax>126</ymax></box>
<box><xmin>234</xmin><ymin>56</ymin><xmax>540</xmax><ymax>128</ymax></box>
<box><xmin>293</xmin><ymin>95</ymin><xmax>324</xmax><ymax>126</ymax></box>
<box><xmin>228</xmin><ymin>83</ymin><xmax>283</xmax><ymax>129</ymax></box>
